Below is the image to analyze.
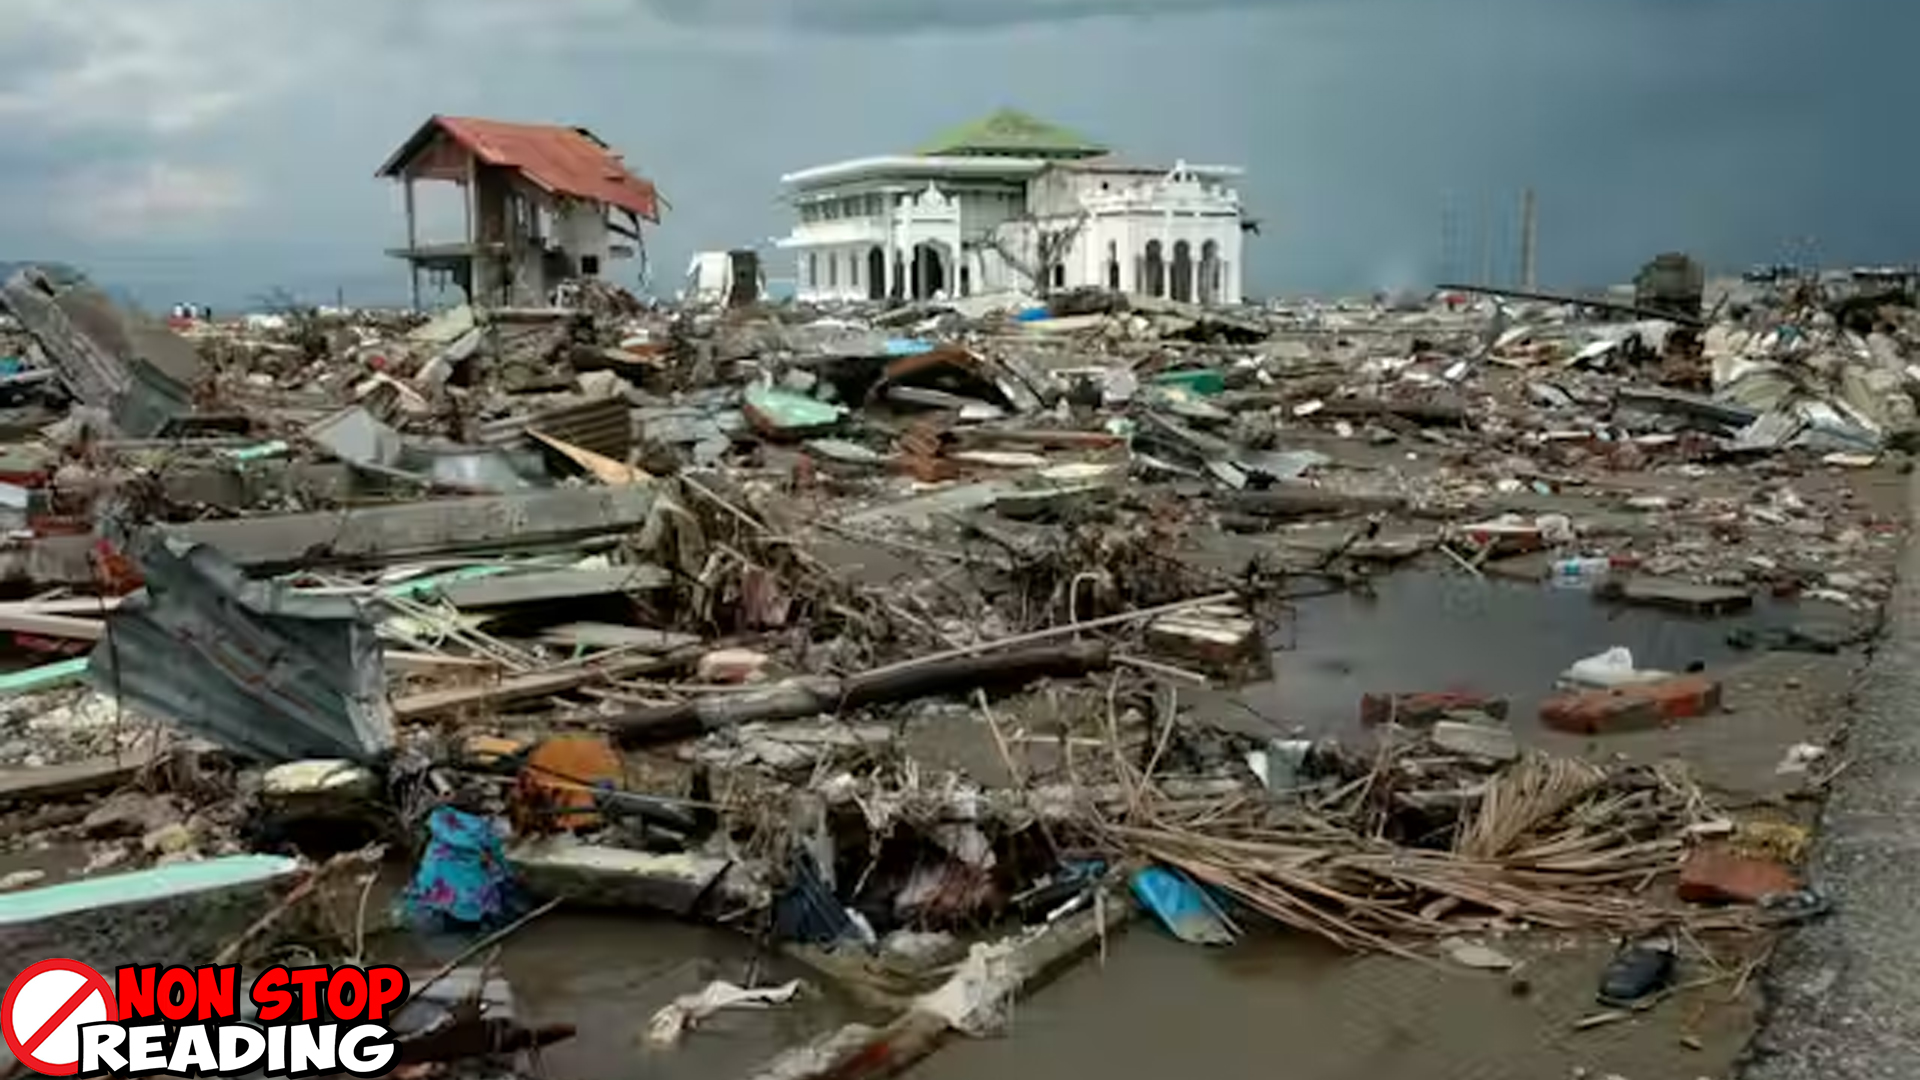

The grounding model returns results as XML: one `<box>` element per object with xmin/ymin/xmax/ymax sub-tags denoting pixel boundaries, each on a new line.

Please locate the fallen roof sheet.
<box><xmin>87</xmin><ymin>533</ymin><xmax>394</xmax><ymax>763</ymax></box>
<box><xmin>0</xmin><ymin>268</ymin><xmax>201</xmax><ymax>437</ymax></box>
<box><xmin>378</xmin><ymin>115</ymin><xmax>662</xmax><ymax>222</ymax></box>
<box><xmin>25</xmin><ymin>484</ymin><xmax>660</xmax><ymax>584</ymax></box>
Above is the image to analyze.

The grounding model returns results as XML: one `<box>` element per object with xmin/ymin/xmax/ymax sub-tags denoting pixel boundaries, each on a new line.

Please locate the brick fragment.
<box><xmin>1538</xmin><ymin>674</ymin><xmax>1721</xmax><ymax>735</ymax></box>
<box><xmin>1678</xmin><ymin>844</ymin><xmax>1800</xmax><ymax>905</ymax></box>
<box><xmin>1361</xmin><ymin>692</ymin><xmax>1509</xmax><ymax>727</ymax></box>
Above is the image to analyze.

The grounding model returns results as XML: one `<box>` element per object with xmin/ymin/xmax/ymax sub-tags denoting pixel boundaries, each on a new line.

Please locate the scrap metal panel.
<box><xmin>87</xmin><ymin>533</ymin><xmax>394</xmax><ymax>763</ymax></box>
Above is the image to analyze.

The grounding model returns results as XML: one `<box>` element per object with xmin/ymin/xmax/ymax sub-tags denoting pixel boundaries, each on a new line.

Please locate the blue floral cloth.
<box><xmin>404</xmin><ymin>808</ymin><xmax>516</xmax><ymax>927</ymax></box>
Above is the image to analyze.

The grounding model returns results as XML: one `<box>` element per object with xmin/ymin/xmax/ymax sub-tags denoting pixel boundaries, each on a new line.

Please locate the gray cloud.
<box><xmin>640</xmin><ymin>0</ymin><xmax>1312</xmax><ymax>33</ymax></box>
<box><xmin>0</xmin><ymin>0</ymin><xmax>1912</xmax><ymax>311</ymax></box>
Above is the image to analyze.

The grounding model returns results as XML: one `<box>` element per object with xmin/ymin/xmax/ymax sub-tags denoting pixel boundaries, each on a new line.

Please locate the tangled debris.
<box><xmin>0</xmin><ymin>260</ymin><xmax>1894</xmax><ymax>1080</ymax></box>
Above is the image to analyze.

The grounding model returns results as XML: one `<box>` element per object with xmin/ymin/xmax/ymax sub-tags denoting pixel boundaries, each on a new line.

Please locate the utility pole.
<box><xmin>1440</xmin><ymin>193</ymin><xmax>1463</xmax><ymax>285</ymax></box>
<box><xmin>1519</xmin><ymin>187</ymin><xmax>1538</xmax><ymax>291</ymax></box>
<box><xmin>1477</xmin><ymin>194</ymin><xmax>1494</xmax><ymax>287</ymax></box>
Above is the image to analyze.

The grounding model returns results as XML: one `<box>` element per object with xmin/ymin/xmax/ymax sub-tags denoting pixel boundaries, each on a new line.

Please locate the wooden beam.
<box><xmin>0</xmin><ymin>604</ymin><xmax>497</xmax><ymax>674</ymax></box>
<box><xmin>392</xmin><ymin>654</ymin><xmax>666</xmax><ymax>722</ymax></box>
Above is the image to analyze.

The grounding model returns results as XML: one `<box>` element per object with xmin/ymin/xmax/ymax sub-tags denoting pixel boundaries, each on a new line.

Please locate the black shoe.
<box><xmin>1597</xmin><ymin>936</ymin><xmax>1677</xmax><ymax>1009</ymax></box>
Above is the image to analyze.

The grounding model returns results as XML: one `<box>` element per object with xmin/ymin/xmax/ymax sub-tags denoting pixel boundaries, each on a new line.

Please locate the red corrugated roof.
<box><xmin>380</xmin><ymin>115</ymin><xmax>661</xmax><ymax>222</ymax></box>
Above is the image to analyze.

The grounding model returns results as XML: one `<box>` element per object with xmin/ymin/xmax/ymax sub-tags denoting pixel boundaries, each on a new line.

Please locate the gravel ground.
<box><xmin>1744</xmin><ymin>467</ymin><xmax>1920</xmax><ymax>1079</ymax></box>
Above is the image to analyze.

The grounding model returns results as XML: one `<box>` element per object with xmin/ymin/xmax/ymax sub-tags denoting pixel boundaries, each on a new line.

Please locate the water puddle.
<box><xmin>1195</xmin><ymin>571</ymin><xmax>1815</xmax><ymax>737</ymax></box>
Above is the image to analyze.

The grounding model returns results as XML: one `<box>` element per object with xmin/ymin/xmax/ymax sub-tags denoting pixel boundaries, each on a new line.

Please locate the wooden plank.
<box><xmin>385</xmin><ymin>651</ymin><xmax>498</xmax><ymax>674</ymax></box>
<box><xmin>538</xmin><ymin>623</ymin><xmax>702</xmax><ymax>652</ymax></box>
<box><xmin>0</xmin><ymin>747</ymin><xmax>162</xmax><ymax>803</ymax></box>
<box><xmin>0</xmin><ymin>608</ymin><xmax>498</xmax><ymax>674</ymax></box>
<box><xmin>0</xmin><ymin>609</ymin><xmax>107</xmax><ymax>640</ymax></box>
<box><xmin>393</xmin><ymin>654</ymin><xmax>664</xmax><ymax>721</ymax></box>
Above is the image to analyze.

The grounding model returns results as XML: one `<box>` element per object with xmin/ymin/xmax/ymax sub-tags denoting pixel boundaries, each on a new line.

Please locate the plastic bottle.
<box><xmin>1550</xmin><ymin>556</ymin><xmax>1613</xmax><ymax>588</ymax></box>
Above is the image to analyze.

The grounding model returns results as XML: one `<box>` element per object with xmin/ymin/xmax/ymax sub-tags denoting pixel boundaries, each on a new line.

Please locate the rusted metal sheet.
<box><xmin>377</xmin><ymin>116</ymin><xmax>661</xmax><ymax>222</ymax></box>
<box><xmin>87</xmin><ymin>533</ymin><xmax>394</xmax><ymax>763</ymax></box>
<box><xmin>477</xmin><ymin>396</ymin><xmax>633</xmax><ymax>460</ymax></box>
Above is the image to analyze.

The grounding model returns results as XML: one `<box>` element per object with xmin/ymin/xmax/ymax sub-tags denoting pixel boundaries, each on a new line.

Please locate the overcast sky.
<box><xmin>0</xmin><ymin>0</ymin><xmax>1905</xmax><ymax>309</ymax></box>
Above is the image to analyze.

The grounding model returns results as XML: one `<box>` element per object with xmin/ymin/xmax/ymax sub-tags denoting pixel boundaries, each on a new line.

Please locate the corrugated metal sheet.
<box><xmin>380</xmin><ymin>116</ymin><xmax>661</xmax><ymax>222</ymax></box>
<box><xmin>87</xmin><ymin>532</ymin><xmax>394</xmax><ymax>763</ymax></box>
<box><xmin>477</xmin><ymin>397</ymin><xmax>634</xmax><ymax>460</ymax></box>
<box><xmin>0</xmin><ymin>269</ymin><xmax>199</xmax><ymax>437</ymax></box>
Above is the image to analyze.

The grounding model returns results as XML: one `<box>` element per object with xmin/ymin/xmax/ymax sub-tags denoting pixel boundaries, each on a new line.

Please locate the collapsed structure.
<box><xmin>0</xmin><ymin>100</ymin><xmax>1905</xmax><ymax>1079</ymax></box>
<box><xmin>376</xmin><ymin>115</ymin><xmax>664</xmax><ymax>309</ymax></box>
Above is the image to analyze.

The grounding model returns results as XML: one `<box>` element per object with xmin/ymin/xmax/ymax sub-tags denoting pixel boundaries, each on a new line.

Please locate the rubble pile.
<box><xmin>0</xmin><ymin>261</ymin><xmax>1900</xmax><ymax>1075</ymax></box>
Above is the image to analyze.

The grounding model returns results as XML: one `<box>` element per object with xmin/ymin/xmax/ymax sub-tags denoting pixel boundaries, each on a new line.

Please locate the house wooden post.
<box><xmin>404</xmin><ymin>172</ymin><xmax>420</xmax><ymax>312</ymax></box>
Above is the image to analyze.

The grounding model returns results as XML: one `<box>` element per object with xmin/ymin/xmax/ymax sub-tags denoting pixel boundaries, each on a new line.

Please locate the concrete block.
<box><xmin>1145</xmin><ymin>605</ymin><xmax>1268</xmax><ymax>678</ymax></box>
<box><xmin>1604</xmin><ymin>577</ymin><xmax>1754</xmax><ymax>616</ymax></box>
<box><xmin>0</xmin><ymin>854</ymin><xmax>300</xmax><ymax>974</ymax></box>
<box><xmin>508</xmin><ymin>838</ymin><xmax>767</xmax><ymax>919</ymax></box>
<box><xmin>1430</xmin><ymin>720</ymin><xmax>1520</xmax><ymax>762</ymax></box>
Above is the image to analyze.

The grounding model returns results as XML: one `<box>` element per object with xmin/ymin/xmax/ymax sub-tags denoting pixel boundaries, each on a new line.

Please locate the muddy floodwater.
<box><xmin>1207</xmin><ymin>569</ymin><xmax>1812</xmax><ymax>737</ymax></box>
<box><xmin>447</xmin><ymin>567</ymin><xmax>1823</xmax><ymax>1080</ymax></box>
<box><xmin>0</xmin><ymin>565</ymin><xmax>1839</xmax><ymax>1080</ymax></box>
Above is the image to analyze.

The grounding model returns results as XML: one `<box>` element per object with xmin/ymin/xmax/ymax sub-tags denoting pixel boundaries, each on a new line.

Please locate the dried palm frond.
<box><xmin>1456</xmin><ymin>752</ymin><xmax>1606</xmax><ymax>860</ymax></box>
<box><xmin>1094</xmin><ymin>744</ymin><xmax>1755</xmax><ymax>954</ymax></box>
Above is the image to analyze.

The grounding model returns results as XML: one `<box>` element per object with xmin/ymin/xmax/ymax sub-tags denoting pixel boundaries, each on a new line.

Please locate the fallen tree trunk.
<box><xmin>610</xmin><ymin>640</ymin><xmax>1110</xmax><ymax>747</ymax></box>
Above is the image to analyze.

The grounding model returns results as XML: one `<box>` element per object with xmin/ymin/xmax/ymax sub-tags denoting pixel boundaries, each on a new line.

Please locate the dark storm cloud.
<box><xmin>641</xmin><ymin>0</ymin><xmax>1321</xmax><ymax>33</ymax></box>
<box><xmin>5</xmin><ymin>0</ymin><xmax>1918</xmax><ymax>309</ymax></box>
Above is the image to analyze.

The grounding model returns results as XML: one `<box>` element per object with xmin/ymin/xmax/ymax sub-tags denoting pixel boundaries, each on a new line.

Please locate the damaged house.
<box><xmin>778</xmin><ymin>108</ymin><xmax>1252</xmax><ymax>305</ymax></box>
<box><xmin>378</xmin><ymin>115</ymin><xmax>664</xmax><ymax>309</ymax></box>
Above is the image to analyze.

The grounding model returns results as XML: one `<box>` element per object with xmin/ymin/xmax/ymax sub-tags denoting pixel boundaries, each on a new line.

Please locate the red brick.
<box><xmin>1538</xmin><ymin>675</ymin><xmax>1721</xmax><ymax>735</ymax></box>
<box><xmin>1678</xmin><ymin>844</ymin><xmax>1800</xmax><ymax>905</ymax></box>
<box><xmin>1361</xmin><ymin>692</ymin><xmax>1509</xmax><ymax>727</ymax></box>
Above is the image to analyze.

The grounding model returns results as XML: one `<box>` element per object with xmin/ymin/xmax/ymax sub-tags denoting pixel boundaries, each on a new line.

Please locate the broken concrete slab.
<box><xmin>0</xmin><ymin>854</ymin><xmax>300</xmax><ymax>971</ymax></box>
<box><xmin>1222</xmin><ymin>487</ymin><xmax>1409</xmax><ymax>520</ymax></box>
<box><xmin>26</xmin><ymin>484</ymin><xmax>659</xmax><ymax>583</ymax></box>
<box><xmin>508</xmin><ymin>838</ymin><xmax>767</xmax><ymax>917</ymax></box>
<box><xmin>1601</xmin><ymin>577</ymin><xmax>1755</xmax><ymax>616</ymax></box>
<box><xmin>1431</xmin><ymin>719</ymin><xmax>1520</xmax><ymax>762</ymax></box>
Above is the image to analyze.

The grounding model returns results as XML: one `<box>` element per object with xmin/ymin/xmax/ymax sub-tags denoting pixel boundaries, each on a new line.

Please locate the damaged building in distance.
<box><xmin>777</xmin><ymin>108</ymin><xmax>1251</xmax><ymax>305</ymax></box>
<box><xmin>377</xmin><ymin>115</ymin><xmax>664</xmax><ymax>308</ymax></box>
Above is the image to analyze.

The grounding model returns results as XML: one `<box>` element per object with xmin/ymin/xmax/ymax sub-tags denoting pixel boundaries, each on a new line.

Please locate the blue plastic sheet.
<box><xmin>404</xmin><ymin>807</ymin><xmax>517</xmax><ymax>927</ymax></box>
<box><xmin>1131</xmin><ymin>866</ymin><xmax>1238</xmax><ymax>945</ymax></box>
<box><xmin>883</xmin><ymin>338</ymin><xmax>935</xmax><ymax>357</ymax></box>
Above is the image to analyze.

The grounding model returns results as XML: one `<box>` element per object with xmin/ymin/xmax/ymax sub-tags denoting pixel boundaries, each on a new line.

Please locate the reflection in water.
<box><xmin>1195</xmin><ymin>572</ymin><xmax>1803</xmax><ymax>737</ymax></box>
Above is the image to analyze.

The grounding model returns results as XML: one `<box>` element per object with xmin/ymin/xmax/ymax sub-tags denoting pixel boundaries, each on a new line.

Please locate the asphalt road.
<box><xmin>1744</xmin><ymin>468</ymin><xmax>1920</xmax><ymax>1079</ymax></box>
